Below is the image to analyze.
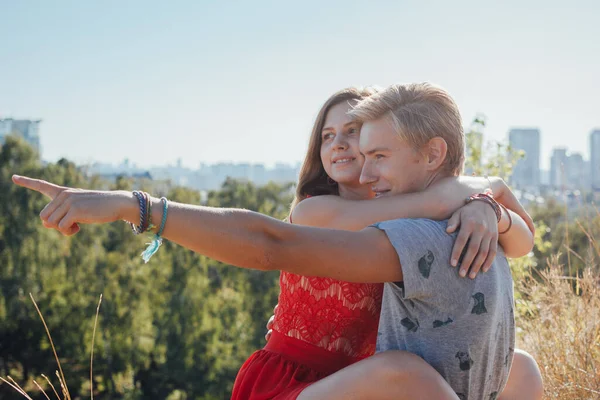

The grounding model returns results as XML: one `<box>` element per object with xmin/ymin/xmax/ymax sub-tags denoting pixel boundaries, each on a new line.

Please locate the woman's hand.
<box><xmin>446</xmin><ymin>200</ymin><xmax>498</xmax><ymax>279</ymax></box>
<box><xmin>12</xmin><ymin>175</ymin><xmax>133</xmax><ymax>236</ymax></box>
<box><xmin>264</xmin><ymin>304</ymin><xmax>278</xmax><ymax>342</ymax></box>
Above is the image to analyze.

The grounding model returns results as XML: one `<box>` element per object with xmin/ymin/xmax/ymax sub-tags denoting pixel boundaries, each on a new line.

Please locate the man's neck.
<box><xmin>423</xmin><ymin>170</ymin><xmax>454</xmax><ymax>190</ymax></box>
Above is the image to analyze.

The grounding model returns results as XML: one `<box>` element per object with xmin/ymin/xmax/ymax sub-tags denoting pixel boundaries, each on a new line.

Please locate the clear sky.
<box><xmin>1</xmin><ymin>0</ymin><xmax>599</xmax><ymax>170</ymax></box>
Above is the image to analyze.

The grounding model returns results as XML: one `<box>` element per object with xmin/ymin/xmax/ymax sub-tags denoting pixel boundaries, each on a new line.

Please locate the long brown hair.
<box><xmin>290</xmin><ymin>86</ymin><xmax>379</xmax><ymax>213</ymax></box>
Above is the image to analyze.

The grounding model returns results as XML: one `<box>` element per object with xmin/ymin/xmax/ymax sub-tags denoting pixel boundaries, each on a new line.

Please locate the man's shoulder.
<box><xmin>370</xmin><ymin>218</ymin><xmax>454</xmax><ymax>253</ymax></box>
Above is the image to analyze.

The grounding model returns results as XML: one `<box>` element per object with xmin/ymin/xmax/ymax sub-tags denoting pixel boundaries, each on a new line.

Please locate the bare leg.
<box><xmin>499</xmin><ymin>349</ymin><xmax>543</xmax><ymax>400</ymax></box>
<box><xmin>298</xmin><ymin>350</ymin><xmax>459</xmax><ymax>400</ymax></box>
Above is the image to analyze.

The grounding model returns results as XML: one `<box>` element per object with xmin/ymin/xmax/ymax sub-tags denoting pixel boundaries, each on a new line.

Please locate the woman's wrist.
<box><xmin>465</xmin><ymin>193</ymin><xmax>501</xmax><ymax>222</ymax></box>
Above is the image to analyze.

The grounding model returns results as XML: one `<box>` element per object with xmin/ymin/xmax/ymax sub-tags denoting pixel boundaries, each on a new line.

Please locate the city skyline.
<box><xmin>1</xmin><ymin>1</ymin><xmax>599</xmax><ymax>171</ymax></box>
<box><xmin>3</xmin><ymin>119</ymin><xmax>599</xmax><ymax>195</ymax></box>
<box><xmin>2</xmin><ymin>116</ymin><xmax>598</xmax><ymax>180</ymax></box>
<box><xmin>2</xmin><ymin>113</ymin><xmax>597</xmax><ymax>171</ymax></box>
<box><xmin>507</xmin><ymin>127</ymin><xmax>600</xmax><ymax>191</ymax></box>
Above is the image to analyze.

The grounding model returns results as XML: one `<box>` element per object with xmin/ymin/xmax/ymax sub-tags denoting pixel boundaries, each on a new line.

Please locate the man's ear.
<box><xmin>424</xmin><ymin>137</ymin><xmax>448</xmax><ymax>171</ymax></box>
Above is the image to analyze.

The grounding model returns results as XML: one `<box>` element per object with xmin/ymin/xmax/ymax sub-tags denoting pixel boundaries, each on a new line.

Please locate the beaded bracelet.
<box><xmin>465</xmin><ymin>192</ymin><xmax>502</xmax><ymax>223</ymax></box>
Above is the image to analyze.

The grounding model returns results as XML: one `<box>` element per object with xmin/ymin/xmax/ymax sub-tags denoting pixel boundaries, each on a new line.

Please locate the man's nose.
<box><xmin>359</xmin><ymin>161</ymin><xmax>376</xmax><ymax>185</ymax></box>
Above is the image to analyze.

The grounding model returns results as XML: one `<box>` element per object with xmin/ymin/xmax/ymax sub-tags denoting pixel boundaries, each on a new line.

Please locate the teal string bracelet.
<box><xmin>141</xmin><ymin>197</ymin><xmax>168</xmax><ymax>263</ymax></box>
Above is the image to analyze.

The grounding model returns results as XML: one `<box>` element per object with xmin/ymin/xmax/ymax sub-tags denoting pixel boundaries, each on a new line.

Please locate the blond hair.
<box><xmin>349</xmin><ymin>82</ymin><xmax>464</xmax><ymax>175</ymax></box>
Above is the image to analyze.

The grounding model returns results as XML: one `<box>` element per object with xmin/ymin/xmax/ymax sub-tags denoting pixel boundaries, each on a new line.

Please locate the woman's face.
<box><xmin>320</xmin><ymin>101</ymin><xmax>365</xmax><ymax>186</ymax></box>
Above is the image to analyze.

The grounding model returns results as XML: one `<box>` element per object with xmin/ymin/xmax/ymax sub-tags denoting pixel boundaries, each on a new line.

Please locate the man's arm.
<box><xmin>13</xmin><ymin>175</ymin><xmax>403</xmax><ymax>283</ymax></box>
<box><xmin>135</xmin><ymin>199</ymin><xmax>404</xmax><ymax>283</ymax></box>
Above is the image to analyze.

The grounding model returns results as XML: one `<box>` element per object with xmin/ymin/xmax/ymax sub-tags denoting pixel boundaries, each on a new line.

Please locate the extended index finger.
<box><xmin>12</xmin><ymin>175</ymin><xmax>63</xmax><ymax>199</ymax></box>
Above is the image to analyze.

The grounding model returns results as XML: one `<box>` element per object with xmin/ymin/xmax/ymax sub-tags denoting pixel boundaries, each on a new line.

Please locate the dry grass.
<box><xmin>0</xmin><ymin>294</ymin><xmax>102</xmax><ymax>400</ymax></box>
<box><xmin>2</xmin><ymin>265</ymin><xmax>599</xmax><ymax>399</ymax></box>
<box><xmin>516</xmin><ymin>258</ymin><xmax>600</xmax><ymax>399</ymax></box>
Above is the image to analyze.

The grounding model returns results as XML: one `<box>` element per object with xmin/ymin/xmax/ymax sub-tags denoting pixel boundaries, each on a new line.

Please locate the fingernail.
<box><xmin>470</xmin><ymin>273</ymin><xmax>476</xmax><ymax>279</ymax></box>
<box><xmin>460</xmin><ymin>269</ymin><xmax>466</xmax><ymax>277</ymax></box>
<box><xmin>451</xmin><ymin>259</ymin><xmax>457</xmax><ymax>267</ymax></box>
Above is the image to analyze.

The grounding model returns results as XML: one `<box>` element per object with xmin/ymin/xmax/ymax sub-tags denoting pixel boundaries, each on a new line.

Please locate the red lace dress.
<box><xmin>273</xmin><ymin>272</ymin><xmax>383</xmax><ymax>359</ymax></box>
<box><xmin>231</xmin><ymin>252</ymin><xmax>383</xmax><ymax>399</ymax></box>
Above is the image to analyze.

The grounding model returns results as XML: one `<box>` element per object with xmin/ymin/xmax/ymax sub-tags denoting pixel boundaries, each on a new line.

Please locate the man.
<box><xmin>13</xmin><ymin>83</ymin><xmax>526</xmax><ymax>398</ymax></box>
<box><xmin>333</xmin><ymin>83</ymin><xmax>514</xmax><ymax>399</ymax></box>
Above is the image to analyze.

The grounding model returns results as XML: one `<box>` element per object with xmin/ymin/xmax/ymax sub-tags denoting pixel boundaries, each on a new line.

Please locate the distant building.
<box><xmin>583</xmin><ymin>160</ymin><xmax>591</xmax><ymax>190</ymax></box>
<box><xmin>566</xmin><ymin>153</ymin><xmax>587</xmax><ymax>189</ymax></box>
<box><xmin>540</xmin><ymin>169</ymin><xmax>550</xmax><ymax>187</ymax></box>
<box><xmin>509</xmin><ymin>128</ymin><xmax>541</xmax><ymax>189</ymax></box>
<box><xmin>591</xmin><ymin>130</ymin><xmax>600</xmax><ymax>190</ymax></box>
<box><xmin>0</xmin><ymin>118</ymin><xmax>42</xmax><ymax>153</ymax></box>
<box><xmin>550</xmin><ymin>147</ymin><xmax>568</xmax><ymax>188</ymax></box>
<box><xmin>86</xmin><ymin>160</ymin><xmax>300</xmax><ymax>191</ymax></box>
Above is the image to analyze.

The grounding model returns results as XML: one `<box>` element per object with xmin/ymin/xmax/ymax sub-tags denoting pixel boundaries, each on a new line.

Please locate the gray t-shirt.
<box><xmin>372</xmin><ymin>218</ymin><xmax>515</xmax><ymax>400</ymax></box>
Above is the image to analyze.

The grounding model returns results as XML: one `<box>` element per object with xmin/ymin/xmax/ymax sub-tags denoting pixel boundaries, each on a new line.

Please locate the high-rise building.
<box><xmin>550</xmin><ymin>147</ymin><xmax>568</xmax><ymax>188</ymax></box>
<box><xmin>509</xmin><ymin>128</ymin><xmax>540</xmax><ymax>189</ymax></box>
<box><xmin>566</xmin><ymin>153</ymin><xmax>587</xmax><ymax>189</ymax></box>
<box><xmin>590</xmin><ymin>130</ymin><xmax>600</xmax><ymax>190</ymax></box>
<box><xmin>583</xmin><ymin>161</ymin><xmax>591</xmax><ymax>190</ymax></box>
<box><xmin>0</xmin><ymin>118</ymin><xmax>42</xmax><ymax>153</ymax></box>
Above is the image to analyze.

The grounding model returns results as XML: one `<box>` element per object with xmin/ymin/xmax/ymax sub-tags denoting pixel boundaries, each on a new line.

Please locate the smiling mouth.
<box><xmin>374</xmin><ymin>190</ymin><xmax>391</xmax><ymax>198</ymax></box>
<box><xmin>332</xmin><ymin>157</ymin><xmax>355</xmax><ymax>164</ymax></box>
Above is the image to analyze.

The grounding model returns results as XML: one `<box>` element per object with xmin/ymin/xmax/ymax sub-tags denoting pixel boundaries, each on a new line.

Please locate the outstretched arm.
<box><xmin>12</xmin><ymin>175</ymin><xmax>403</xmax><ymax>283</ymax></box>
<box><xmin>144</xmin><ymin>201</ymin><xmax>402</xmax><ymax>282</ymax></box>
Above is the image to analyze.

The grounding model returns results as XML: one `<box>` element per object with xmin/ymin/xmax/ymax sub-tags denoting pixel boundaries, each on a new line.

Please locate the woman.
<box><xmin>12</xmin><ymin>88</ymin><xmax>542</xmax><ymax>399</ymax></box>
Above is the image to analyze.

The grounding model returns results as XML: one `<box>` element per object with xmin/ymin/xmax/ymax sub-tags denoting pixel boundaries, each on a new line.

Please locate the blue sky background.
<box><xmin>1</xmin><ymin>0</ymin><xmax>599</xmax><ymax>169</ymax></box>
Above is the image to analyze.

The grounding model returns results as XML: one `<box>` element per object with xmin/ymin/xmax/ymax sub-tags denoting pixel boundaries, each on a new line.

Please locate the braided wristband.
<box><xmin>142</xmin><ymin>191</ymin><xmax>153</xmax><ymax>232</ymax></box>
<box><xmin>465</xmin><ymin>192</ymin><xmax>502</xmax><ymax>223</ymax></box>
<box><xmin>129</xmin><ymin>191</ymin><xmax>148</xmax><ymax>234</ymax></box>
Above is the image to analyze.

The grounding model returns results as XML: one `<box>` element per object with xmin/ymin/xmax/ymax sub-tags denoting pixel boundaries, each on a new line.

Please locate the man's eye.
<box><xmin>348</xmin><ymin>128</ymin><xmax>358</xmax><ymax>134</ymax></box>
<box><xmin>375</xmin><ymin>154</ymin><xmax>385</xmax><ymax>159</ymax></box>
